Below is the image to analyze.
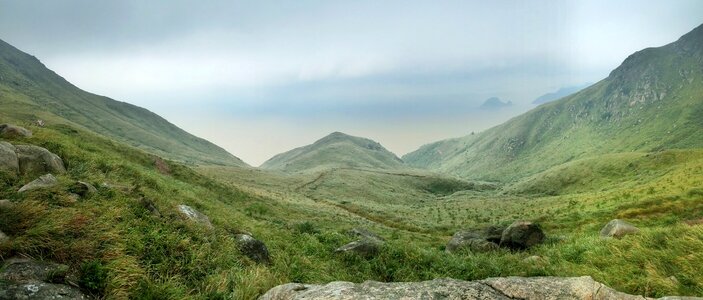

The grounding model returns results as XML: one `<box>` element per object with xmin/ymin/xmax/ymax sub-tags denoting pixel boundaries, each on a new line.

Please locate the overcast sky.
<box><xmin>1</xmin><ymin>1</ymin><xmax>702</xmax><ymax>165</ymax></box>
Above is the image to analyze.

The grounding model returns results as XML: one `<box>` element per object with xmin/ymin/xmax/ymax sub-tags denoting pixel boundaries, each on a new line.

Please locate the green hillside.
<box><xmin>260</xmin><ymin>132</ymin><xmax>405</xmax><ymax>172</ymax></box>
<box><xmin>0</xmin><ymin>38</ymin><xmax>246</xmax><ymax>166</ymax></box>
<box><xmin>404</xmin><ymin>24</ymin><xmax>703</xmax><ymax>181</ymax></box>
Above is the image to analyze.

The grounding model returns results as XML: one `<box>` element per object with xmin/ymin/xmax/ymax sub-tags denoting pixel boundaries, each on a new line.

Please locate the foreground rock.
<box><xmin>446</xmin><ymin>225</ymin><xmax>504</xmax><ymax>253</ymax></box>
<box><xmin>235</xmin><ymin>234</ymin><xmax>271</xmax><ymax>264</ymax></box>
<box><xmin>0</xmin><ymin>258</ymin><xmax>89</xmax><ymax>299</ymax></box>
<box><xmin>0</xmin><ymin>124</ymin><xmax>32</xmax><ymax>138</ymax></box>
<box><xmin>177</xmin><ymin>204</ymin><xmax>213</xmax><ymax>229</ymax></box>
<box><xmin>600</xmin><ymin>219</ymin><xmax>639</xmax><ymax>238</ymax></box>
<box><xmin>18</xmin><ymin>174</ymin><xmax>59</xmax><ymax>193</ymax></box>
<box><xmin>259</xmin><ymin>276</ymin><xmax>699</xmax><ymax>300</ymax></box>
<box><xmin>500</xmin><ymin>221</ymin><xmax>546</xmax><ymax>250</ymax></box>
<box><xmin>0</xmin><ymin>142</ymin><xmax>19</xmax><ymax>175</ymax></box>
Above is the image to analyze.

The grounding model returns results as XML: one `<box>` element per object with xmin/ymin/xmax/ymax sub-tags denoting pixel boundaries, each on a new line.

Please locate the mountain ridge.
<box><xmin>403</xmin><ymin>23</ymin><xmax>703</xmax><ymax>181</ymax></box>
<box><xmin>0</xmin><ymin>38</ymin><xmax>247</xmax><ymax>166</ymax></box>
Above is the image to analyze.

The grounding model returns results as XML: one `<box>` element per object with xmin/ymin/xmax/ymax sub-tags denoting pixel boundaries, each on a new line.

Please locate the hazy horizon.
<box><xmin>1</xmin><ymin>0</ymin><xmax>702</xmax><ymax>165</ymax></box>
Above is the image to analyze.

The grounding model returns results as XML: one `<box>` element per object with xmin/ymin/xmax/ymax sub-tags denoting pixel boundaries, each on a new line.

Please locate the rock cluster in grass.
<box><xmin>177</xmin><ymin>204</ymin><xmax>271</xmax><ymax>264</ymax></box>
<box><xmin>447</xmin><ymin>221</ymin><xmax>545</xmax><ymax>253</ymax></box>
<box><xmin>259</xmin><ymin>276</ymin><xmax>700</xmax><ymax>300</ymax></box>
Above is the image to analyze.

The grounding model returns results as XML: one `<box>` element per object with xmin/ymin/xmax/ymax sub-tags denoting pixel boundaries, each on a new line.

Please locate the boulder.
<box><xmin>0</xmin><ymin>258</ymin><xmax>88</xmax><ymax>299</ymax></box>
<box><xmin>600</xmin><ymin>219</ymin><xmax>639</xmax><ymax>238</ymax></box>
<box><xmin>0</xmin><ymin>230</ymin><xmax>8</xmax><ymax>243</ymax></box>
<box><xmin>335</xmin><ymin>239</ymin><xmax>383</xmax><ymax>257</ymax></box>
<box><xmin>446</xmin><ymin>225</ymin><xmax>505</xmax><ymax>253</ymax></box>
<box><xmin>140</xmin><ymin>197</ymin><xmax>161</xmax><ymax>217</ymax></box>
<box><xmin>348</xmin><ymin>228</ymin><xmax>384</xmax><ymax>242</ymax></box>
<box><xmin>0</xmin><ymin>141</ymin><xmax>19</xmax><ymax>175</ymax></box>
<box><xmin>259</xmin><ymin>276</ymin><xmax>676</xmax><ymax>300</ymax></box>
<box><xmin>70</xmin><ymin>181</ymin><xmax>97</xmax><ymax>198</ymax></box>
<box><xmin>177</xmin><ymin>204</ymin><xmax>213</xmax><ymax>229</ymax></box>
<box><xmin>15</xmin><ymin>145</ymin><xmax>66</xmax><ymax>176</ymax></box>
<box><xmin>0</xmin><ymin>199</ymin><xmax>12</xmax><ymax>210</ymax></box>
<box><xmin>235</xmin><ymin>234</ymin><xmax>271</xmax><ymax>264</ymax></box>
<box><xmin>18</xmin><ymin>174</ymin><xmax>58</xmax><ymax>193</ymax></box>
<box><xmin>500</xmin><ymin>221</ymin><xmax>546</xmax><ymax>250</ymax></box>
<box><xmin>0</xmin><ymin>124</ymin><xmax>32</xmax><ymax>139</ymax></box>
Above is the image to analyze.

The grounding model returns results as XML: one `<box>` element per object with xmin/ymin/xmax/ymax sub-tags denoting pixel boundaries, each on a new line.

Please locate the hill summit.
<box><xmin>260</xmin><ymin>132</ymin><xmax>405</xmax><ymax>172</ymax></box>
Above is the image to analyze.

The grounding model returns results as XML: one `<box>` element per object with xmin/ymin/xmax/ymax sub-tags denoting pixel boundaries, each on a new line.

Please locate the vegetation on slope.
<box><xmin>404</xmin><ymin>24</ymin><xmax>703</xmax><ymax>181</ymax></box>
<box><xmin>0</xmin><ymin>38</ymin><xmax>245</xmax><ymax>166</ymax></box>
<box><xmin>260</xmin><ymin>132</ymin><xmax>405</xmax><ymax>173</ymax></box>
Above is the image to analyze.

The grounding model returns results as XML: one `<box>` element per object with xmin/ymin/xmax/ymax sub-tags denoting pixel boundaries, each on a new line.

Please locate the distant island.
<box><xmin>480</xmin><ymin>97</ymin><xmax>513</xmax><ymax>109</ymax></box>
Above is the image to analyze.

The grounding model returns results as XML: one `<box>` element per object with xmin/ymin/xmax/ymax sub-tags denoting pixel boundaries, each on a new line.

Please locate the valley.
<box><xmin>0</xmin><ymin>12</ymin><xmax>702</xmax><ymax>300</ymax></box>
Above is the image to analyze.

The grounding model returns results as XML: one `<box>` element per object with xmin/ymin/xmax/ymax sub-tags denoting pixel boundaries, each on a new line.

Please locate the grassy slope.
<box><xmin>0</xmin><ymin>105</ymin><xmax>701</xmax><ymax>299</ymax></box>
<box><xmin>403</xmin><ymin>24</ymin><xmax>703</xmax><ymax>181</ymax></box>
<box><xmin>260</xmin><ymin>132</ymin><xmax>405</xmax><ymax>172</ymax></box>
<box><xmin>0</xmin><ymin>38</ymin><xmax>246</xmax><ymax>167</ymax></box>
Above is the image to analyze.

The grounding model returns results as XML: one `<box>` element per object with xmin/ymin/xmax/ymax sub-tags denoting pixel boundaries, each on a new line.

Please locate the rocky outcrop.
<box><xmin>235</xmin><ymin>234</ymin><xmax>271</xmax><ymax>264</ymax></box>
<box><xmin>0</xmin><ymin>124</ymin><xmax>32</xmax><ymax>139</ymax></box>
<box><xmin>15</xmin><ymin>145</ymin><xmax>66</xmax><ymax>176</ymax></box>
<box><xmin>0</xmin><ymin>258</ymin><xmax>89</xmax><ymax>299</ymax></box>
<box><xmin>446</xmin><ymin>225</ymin><xmax>504</xmax><ymax>253</ymax></box>
<box><xmin>447</xmin><ymin>222</ymin><xmax>545</xmax><ymax>253</ymax></box>
<box><xmin>18</xmin><ymin>174</ymin><xmax>58</xmax><ymax>193</ymax></box>
<box><xmin>500</xmin><ymin>221</ymin><xmax>545</xmax><ymax>250</ymax></box>
<box><xmin>259</xmin><ymin>276</ymin><xmax>700</xmax><ymax>300</ymax></box>
<box><xmin>177</xmin><ymin>204</ymin><xmax>213</xmax><ymax>229</ymax></box>
<box><xmin>600</xmin><ymin>219</ymin><xmax>639</xmax><ymax>238</ymax></box>
<box><xmin>0</xmin><ymin>142</ymin><xmax>19</xmax><ymax>175</ymax></box>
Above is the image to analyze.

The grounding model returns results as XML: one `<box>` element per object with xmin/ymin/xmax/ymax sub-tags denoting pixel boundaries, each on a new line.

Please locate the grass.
<box><xmin>0</xmin><ymin>118</ymin><xmax>701</xmax><ymax>299</ymax></box>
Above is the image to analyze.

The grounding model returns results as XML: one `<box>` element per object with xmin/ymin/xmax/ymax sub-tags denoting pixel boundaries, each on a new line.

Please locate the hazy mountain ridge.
<box><xmin>404</xmin><ymin>24</ymin><xmax>703</xmax><ymax>181</ymax></box>
<box><xmin>532</xmin><ymin>85</ymin><xmax>589</xmax><ymax>105</ymax></box>
<box><xmin>0</xmin><ymin>38</ymin><xmax>246</xmax><ymax>166</ymax></box>
<box><xmin>261</xmin><ymin>131</ymin><xmax>405</xmax><ymax>172</ymax></box>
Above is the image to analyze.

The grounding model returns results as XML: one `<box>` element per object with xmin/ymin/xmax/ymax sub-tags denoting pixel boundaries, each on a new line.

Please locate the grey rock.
<box><xmin>0</xmin><ymin>142</ymin><xmax>19</xmax><ymax>175</ymax></box>
<box><xmin>600</xmin><ymin>219</ymin><xmax>639</xmax><ymax>238</ymax></box>
<box><xmin>140</xmin><ymin>197</ymin><xmax>161</xmax><ymax>217</ymax></box>
<box><xmin>0</xmin><ymin>258</ymin><xmax>88</xmax><ymax>300</ymax></box>
<box><xmin>0</xmin><ymin>124</ymin><xmax>32</xmax><ymax>139</ymax></box>
<box><xmin>259</xmin><ymin>276</ymin><xmax>698</xmax><ymax>300</ymax></box>
<box><xmin>335</xmin><ymin>239</ymin><xmax>383</xmax><ymax>257</ymax></box>
<box><xmin>15</xmin><ymin>145</ymin><xmax>66</xmax><ymax>176</ymax></box>
<box><xmin>0</xmin><ymin>199</ymin><xmax>13</xmax><ymax>210</ymax></box>
<box><xmin>0</xmin><ymin>258</ymin><xmax>69</xmax><ymax>283</ymax></box>
<box><xmin>500</xmin><ymin>221</ymin><xmax>546</xmax><ymax>250</ymax></box>
<box><xmin>177</xmin><ymin>204</ymin><xmax>213</xmax><ymax>229</ymax></box>
<box><xmin>235</xmin><ymin>234</ymin><xmax>271</xmax><ymax>264</ymax></box>
<box><xmin>348</xmin><ymin>228</ymin><xmax>384</xmax><ymax>242</ymax></box>
<box><xmin>0</xmin><ymin>230</ymin><xmax>7</xmax><ymax>243</ymax></box>
<box><xmin>70</xmin><ymin>181</ymin><xmax>97</xmax><ymax>198</ymax></box>
<box><xmin>18</xmin><ymin>174</ymin><xmax>58</xmax><ymax>193</ymax></box>
<box><xmin>0</xmin><ymin>281</ymin><xmax>89</xmax><ymax>299</ymax></box>
<box><xmin>446</xmin><ymin>225</ymin><xmax>505</xmax><ymax>253</ymax></box>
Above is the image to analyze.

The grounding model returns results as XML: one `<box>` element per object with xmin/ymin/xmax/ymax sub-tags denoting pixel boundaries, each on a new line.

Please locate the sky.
<box><xmin>1</xmin><ymin>1</ymin><xmax>702</xmax><ymax>166</ymax></box>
